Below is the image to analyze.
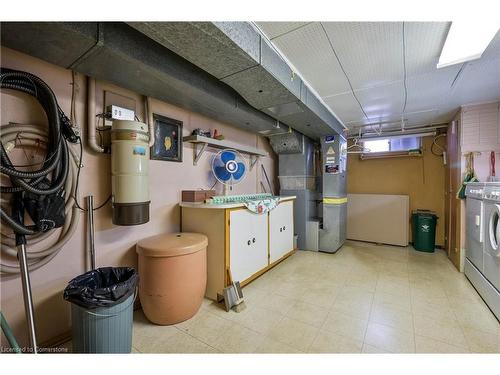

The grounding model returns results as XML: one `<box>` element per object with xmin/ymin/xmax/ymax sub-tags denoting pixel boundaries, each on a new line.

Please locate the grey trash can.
<box><xmin>70</xmin><ymin>293</ymin><xmax>134</xmax><ymax>353</ymax></box>
<box><xmin>64</xmin><ymin>267</ymin><xmax>138</xmax><ymax>353</ymax></box>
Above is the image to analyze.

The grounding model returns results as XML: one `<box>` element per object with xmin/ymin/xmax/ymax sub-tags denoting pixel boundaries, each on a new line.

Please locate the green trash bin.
<box><xmin>412</xmin><ymin>210</ymin><xmax>438</xmax><ymax>252</ymax></box>
<box><xmin>64</xmin><ymin>267</ymin><xmax>138</xmax><ymax>353</ymax></box>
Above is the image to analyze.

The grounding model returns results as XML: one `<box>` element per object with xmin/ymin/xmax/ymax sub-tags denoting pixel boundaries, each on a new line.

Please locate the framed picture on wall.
<box><xmin>150</xmin><ymin>114</ymin><xmax>183</xmax><ymax>162</ymax></box>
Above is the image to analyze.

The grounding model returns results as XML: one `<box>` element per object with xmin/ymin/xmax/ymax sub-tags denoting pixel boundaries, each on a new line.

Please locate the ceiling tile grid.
<box><xmin>257</xmin><ymin>21</ymin><xmax>500</xmax><ymax>134</ymax></box>
<box><xmin>354</xmin><ymin>80</ymin><xmax>405</xmax><ymax>119</ymax></box>
<box><xmin>321</xmin><ymin>22</ymin><xmax>404</xmax><ymax>90</ymax></box>
<box><xmin>269</xmin><ymin>22</ymin><xmax>352</xmax><ymax>97</ymax></box>
<box><xmin>255</xmin><ymin>22</ymin><xmax>310</xmax><ymax>40</ymax></box>
<box><xmin>404</xmin><ymin>22</ymin><xmax>450</xmax><ymax>77</ymax></box>
<box><xmin>446</xmin><ymin>55</ymin><xmax>500</xmax><ymax>108</ymax></box>
<box><xmin>322</xmin><ymin>92</ymin><xmax>367</xmax><ymax>124</ymax></box>
<box><xmin>404</xmin><ymin>65</ymin><xmax>462</xmax><ymax>114</ymax></box>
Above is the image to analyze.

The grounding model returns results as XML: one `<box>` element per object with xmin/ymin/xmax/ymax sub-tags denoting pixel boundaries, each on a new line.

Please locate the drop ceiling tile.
<box><xmin>447</xmin><ymin>56</ymin><xmax>500</xmax><ymax>108</ymax></box>
<box><xmin>271</xmin><ymin>22</ymin><xmax>351</xmax><ymax>97</ymax></box>
<box><xmin>404</xmin><ymin>22</ymin><xmax>450</xmax><ymax>77</ymax></box>
<box><xmin>404</xmin><ymin>110</ymin><xmax>439</xmax><ymax>127</ymax></box>
<box><xmin>405</xmin><ymin>66</ymin><xmax>461</xmax><ymax>114</ymax></box>
<box><xmin>482</xmin><ymin>29</ymin><xmax>500</xmax><ymax>60</ymax></box>
<box><xmin>322</xmin><ymin>22</ymin><xmax>404</xmax><ymax>90</ymax></box>
<box><xmin>354</xmin><ymin>80</ymin><xmax>405</xmax><ymax>119</ymax></box>
<box><xmin>255</xmin><ymin>22</ymin><xmax>310</xmax><ymax>40</ymax></box>
<box><xmin>434</xmin><ymin>109</ymin><xmax>459</xmax><ymax>124</ymax></box>
<box><xmin>323</xmin><ymin>92</ymin><xmax>366</xmax><ymax>124</ymax></box>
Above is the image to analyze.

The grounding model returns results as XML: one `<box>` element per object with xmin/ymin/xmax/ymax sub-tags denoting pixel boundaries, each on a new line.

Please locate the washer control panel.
<box><xmin>484</xmin><ymin>187</ymin><xmax>500</xmax><ymax>201</ymax></box>
<box><xmin>466</xmin><ymin>183</ymin><xmax>486</xmax><ymax>199</ymax></box>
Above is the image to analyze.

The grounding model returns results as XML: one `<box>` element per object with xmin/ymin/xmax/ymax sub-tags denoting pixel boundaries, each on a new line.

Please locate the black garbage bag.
<box><xmin>63</xmin><ymin>267</ymin><xmax>138</xmax><ymax>309</ymax></box>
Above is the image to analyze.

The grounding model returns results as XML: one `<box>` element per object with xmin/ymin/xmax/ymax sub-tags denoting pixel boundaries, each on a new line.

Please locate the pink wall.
<box><xmin>0</xmin><ymin>46</ymin><xmax>278</xmax><ymax>347</ymax></box>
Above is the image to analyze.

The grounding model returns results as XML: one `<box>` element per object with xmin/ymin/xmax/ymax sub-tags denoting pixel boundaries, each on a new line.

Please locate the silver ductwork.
<box><xmin>2</xmin><ymin>22</ymin><xmax>345</xmax><ymax>140</ymax></box>
<box><xmin>129</xmin><ymin>22</ymin><xmax>346</xmax><ymax>140</ymax></box>
<box><xmin>0</xmin><ymin>22</ymin><xmax>281</xmax><ymax>134</ymax></box>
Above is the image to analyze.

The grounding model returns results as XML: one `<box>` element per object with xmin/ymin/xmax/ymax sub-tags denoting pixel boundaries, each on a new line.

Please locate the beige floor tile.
<box><xmin>448</xmin><ymin>298</ymin><xmax>500</xmax><ymax>335</ymax></box>
<box><xmin>413</xmin><ymin>313</ymin><xmax>468</xmax><ymax>349</ymax></box>
<box><xmin>361</xmin><ymin>343</ymin><xmax>390</xmax><ymax>353</ymax></box>
<box><xmin>411</xmin><ymin>296</ymin><xmax>454</xmax><ymax>321</ymax></box>
<box><xmin>176</xmin><ymin>310</ymin><xmax>233</xmax><ymax>346</ymax></box>
<box><xmin>165</xmin><ymin>331</ymin><xmax>219</xmax><ymax>353</ymax></box>
<box><xmin>369</xmin><ymin>305</ymin><xmax>414</xmax><ymax>332</ymax></box>
<box><xmin>274</xmin><ymin>280</ymin><xmax>309</xmax><ymax>299</ymax></box>
<box><xmin>364</xmin><ymin>322</ymin><xmax>415</xmax><ymax>353</ymax></box>
<box><xmin>415</xmin><ymin>335</ymin><xmax>470</xmax><ymax>353</ymax></box>
<box><xmin>126</xmin><ymin>241</ymin><xmax>495</xmax><ymax>354</ymax></box>
<box><xmin>213</xmin><ymin>323</ymin><xmax>264</xmax><ymax>353</ymax></box>
<box><xmin>254</xmin><ymin>337</ymin><xmax>303</xmax><ymax>353</ymax></box>
<box><xmin>252</xmin><ymin>291</ymin><xmax>297</xmax><ymax>314</ymax></box>
<box><xmin>376</xmin><ymin>276</ymin><xmax>411</xmax><ymax>297</ymax></box>
<box><xmin>132</xmin><ymin>311</ymin><xmax>180</xmax><ymax>351</ymax></box>
<box><xmin>462</xmin><ymin>327</ymin><xmax>500</xmax><ymax>353</ymax></box>
<box><xmin>308</xmin><ymin>331</ymin><xmax>363</xmax><ymax>353</ymax></box>
<box><xmin>373</xmin><ymin>291</ymin><xmax>412</xmax><ymax>313</ymax></box>
<box><xmin>285</xmin><ymin>301</ymin><xmax>329</xmax><ymax>328</ymax></box>
<box><xmin>345</xmin><ymin>274</ymin><xmax>378</xmax><ymax>292</ymax></box>
<box><xmin>322</xmin><ymin>310</ymin><xmax>369</xmax><ymax>341</ymax></box>
<box><xmin>268</xmin><ymin>316</ymin><xmax>319</xmax><ymax>351</ymax></box>
<box><xmin>299</xmin><ymin>283</ymin><xmax>341</xmax><ymax>309</ymax></box>
<box><xmin>137</xmin><ymin>328</ymin><xmax>217</xmax><ymax>353</ymax></box>
<box><xmin>331</xmin><ymin>288</ymin><xmax>374</xmax><ymax>320</ymax></box>
<box><xmin>200</xmin><ymin>299</ymin><xmax>232</xmax><ymax>318</ymax></box>
<box><xmin>231</xmin><ymin>305</ymin><xmax>285</xmax><ymax>335</ymax></box>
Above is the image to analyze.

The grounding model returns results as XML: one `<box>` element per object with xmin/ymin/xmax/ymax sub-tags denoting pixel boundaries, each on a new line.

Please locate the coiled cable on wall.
<box><xmin>0</xmin><ymin>68</ymin><xmax>80</xmax><ymax>274</ymax></box>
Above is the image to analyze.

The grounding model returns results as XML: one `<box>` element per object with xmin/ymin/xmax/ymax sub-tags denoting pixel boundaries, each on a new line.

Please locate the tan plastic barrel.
<box><xmin>136</xmin><ymin>232</ymin><xmax>208</xmax><ymax>325</ymax></box>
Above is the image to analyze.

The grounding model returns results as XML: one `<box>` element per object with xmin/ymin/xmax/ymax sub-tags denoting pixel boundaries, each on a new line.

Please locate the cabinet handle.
<box><xmin>283</xmin><ymin>226</ymin><xmax>286</xmax><ymax>231</ymax></box>
<box><xmin>247</xmin><ymin>240</ymin><xmax>251</xmax><ymax>246</ymax></box>
<box><xmin>252</xmin><ymin>237</ymin><xmax>256</xmax><ymax>243</ymax></box>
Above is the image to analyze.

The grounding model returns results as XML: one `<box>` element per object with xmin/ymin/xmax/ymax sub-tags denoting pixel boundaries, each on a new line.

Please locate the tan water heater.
<box><xmin>111</xmin><ymin>120</ymin><xmax>150</xmax><ymax>225</ymax></box>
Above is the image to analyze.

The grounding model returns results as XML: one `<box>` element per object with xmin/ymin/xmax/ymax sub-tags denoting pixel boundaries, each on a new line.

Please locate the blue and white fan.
<box><xmin>211</xmin><ymin>149</ymin><xmax>247</xmax><ymax>192</ymax></box>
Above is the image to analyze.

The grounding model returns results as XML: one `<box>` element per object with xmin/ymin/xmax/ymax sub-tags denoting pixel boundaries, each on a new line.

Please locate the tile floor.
<box><xmin>66</xmin><ymin>241</ymin><xmax>500</xmax><ymax>353</ymax></box>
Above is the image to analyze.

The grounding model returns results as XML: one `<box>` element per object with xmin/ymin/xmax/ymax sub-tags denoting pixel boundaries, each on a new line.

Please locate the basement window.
<box><xmin>360</xmin><ymin>136</ymin><xmax>422</xmax><ymax>159</ymax></box>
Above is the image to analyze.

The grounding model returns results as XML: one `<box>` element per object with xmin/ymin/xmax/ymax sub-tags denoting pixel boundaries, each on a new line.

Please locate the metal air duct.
<box><xmin>129</xmin><ymin>22</ymin><xmax>346</xmax><ymax>139</ymax></box>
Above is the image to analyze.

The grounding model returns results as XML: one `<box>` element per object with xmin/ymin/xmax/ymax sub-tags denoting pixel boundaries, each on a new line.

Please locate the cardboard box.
<box><xmin>182</xmin><ymin>190</ymin><xmax>216</xmax><ymax>202</ymax></box>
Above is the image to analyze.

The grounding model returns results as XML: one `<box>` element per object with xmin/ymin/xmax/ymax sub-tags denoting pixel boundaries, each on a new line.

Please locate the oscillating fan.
<box><xmin>212</xmin><ymin>149</ymin><xmax>247</xmax><ymax>194</ymax></box>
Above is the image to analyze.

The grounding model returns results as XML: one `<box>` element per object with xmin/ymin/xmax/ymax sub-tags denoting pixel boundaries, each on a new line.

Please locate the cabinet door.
<box><xmin>269</xmin><ymin>201</ymin><xmax>294</xmax><ymax>263</ymax></box>
<box><xmin>229</xmin><ymin>209</ymin><xmax>269</xmax><ymax>282</ymax></box>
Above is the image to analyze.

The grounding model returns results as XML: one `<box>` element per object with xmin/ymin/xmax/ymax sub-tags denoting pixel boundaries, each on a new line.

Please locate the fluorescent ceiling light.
<box><xmin>437</xmin><ymin>22</ymin><xmax>499</xmax><ymax>68</ymax></box>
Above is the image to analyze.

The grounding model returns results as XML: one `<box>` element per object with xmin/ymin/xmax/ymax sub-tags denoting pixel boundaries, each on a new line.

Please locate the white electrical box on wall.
<box><xmin>106</xmin><ymin>105</ymin><xmax>135</xmax><ymax>121</ymax></box>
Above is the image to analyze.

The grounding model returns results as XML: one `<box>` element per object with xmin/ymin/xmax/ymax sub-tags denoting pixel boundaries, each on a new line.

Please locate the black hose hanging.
<box><xmin>0</xmin><ymin>68</ymin><xmax>76</xmax><ymax>235</ymax></box>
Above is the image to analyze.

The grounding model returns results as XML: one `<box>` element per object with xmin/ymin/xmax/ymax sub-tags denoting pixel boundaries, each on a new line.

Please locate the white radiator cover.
<box><xmin>347</xmin><ymin>193</ymin><xmax>410</xmax><ymax>246</ymax></box>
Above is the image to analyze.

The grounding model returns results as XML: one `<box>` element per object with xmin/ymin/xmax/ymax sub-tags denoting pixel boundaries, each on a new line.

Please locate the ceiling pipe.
<box><xmin>348</xmin><ymin>124</ymin><xmax>448</xmax><ymax>139</ymax></box>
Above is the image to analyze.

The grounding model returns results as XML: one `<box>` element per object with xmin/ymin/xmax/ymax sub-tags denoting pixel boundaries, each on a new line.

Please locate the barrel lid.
<box><xmin>136</xmin><ymin>233</ymin><xmax>208</xmax><ymax>257</ymax></box>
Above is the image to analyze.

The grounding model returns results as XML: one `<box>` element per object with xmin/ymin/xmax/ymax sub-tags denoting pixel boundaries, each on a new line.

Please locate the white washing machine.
<box><xmin>465</xmin><ymin>183</ymin><xmax>500</xmax><ymax>321</ymax></box>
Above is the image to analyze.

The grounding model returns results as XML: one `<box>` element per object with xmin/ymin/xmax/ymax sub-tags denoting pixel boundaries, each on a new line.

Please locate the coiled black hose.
<box><xmin>0</xmin><ymin>68</ymin><xmax>70</xmax><ymax>235</ymax></box>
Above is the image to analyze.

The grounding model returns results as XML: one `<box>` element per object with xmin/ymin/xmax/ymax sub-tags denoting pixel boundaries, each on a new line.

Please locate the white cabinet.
<box><xmin>269</xmin><ymin>200</ymin><xmax>294</xmax><ymax>263</ymax></box>
<box><xmin>181</xmin><ymin>197</ymin><xmax>295</xmax><ymax>300</ymax></box>
<box><xmin>229</xmin><ymin>209</ymin><xmax>269</xmax><ymax>282</ymax></box>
